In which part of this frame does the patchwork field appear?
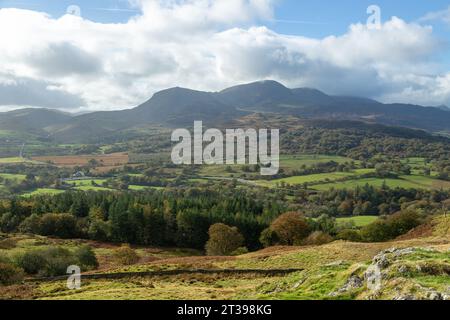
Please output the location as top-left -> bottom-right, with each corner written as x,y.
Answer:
192,154 -> 450,192
313,175 -> 450,191
256,169 -> 375,187
31,153 -> 129,167
198,155 -> 355,178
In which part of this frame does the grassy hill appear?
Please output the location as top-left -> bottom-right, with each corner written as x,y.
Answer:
1,216 -> 448,300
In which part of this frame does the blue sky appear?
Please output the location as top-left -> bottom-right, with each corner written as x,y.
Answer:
2,0 -> 449,35
273,0 -> 450,36
0,0 -> 449,111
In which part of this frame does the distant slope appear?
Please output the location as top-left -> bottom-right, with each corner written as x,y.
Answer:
0,108 -> 72,136
217,81 -> 450,132
50,87 -> 244,142
132,87 -> 244,126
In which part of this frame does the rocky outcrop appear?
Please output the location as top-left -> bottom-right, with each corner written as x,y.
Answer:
330,247 -> 450,300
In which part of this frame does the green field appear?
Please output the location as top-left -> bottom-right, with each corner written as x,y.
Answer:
0,173 -> 27,181
74,185 -> 113,191
0,157 -> 25,164
198,155 -> 355,179
69,179 -> 108,187
128,185 -> 166,191
22,188 -> 65,197
336,216 -> 378,227
401,157 -> 427,167
64,179 -> 112,191
313,175 -> 450,191
279,155 -> 355,171
257,169 -> 375,187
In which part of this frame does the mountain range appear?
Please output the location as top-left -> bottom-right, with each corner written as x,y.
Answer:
1,80 -> 449,143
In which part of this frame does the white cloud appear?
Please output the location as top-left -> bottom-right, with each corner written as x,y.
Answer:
0,0 -> 449,113
419,6 -> 450,25
0,72 -> 85,109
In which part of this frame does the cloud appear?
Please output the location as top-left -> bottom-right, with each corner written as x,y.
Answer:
419,6 -> 450,25
0,73 -> 85,110
26,42 -> 103,77
212,19 -> 441,98
0,1 -> 449,113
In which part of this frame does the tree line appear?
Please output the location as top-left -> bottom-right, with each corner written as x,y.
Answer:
0,185 -> 448,250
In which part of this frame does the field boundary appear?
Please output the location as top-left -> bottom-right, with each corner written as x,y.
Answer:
29,268 -> 304,282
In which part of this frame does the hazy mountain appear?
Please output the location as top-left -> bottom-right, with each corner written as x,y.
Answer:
217,80 -> 299,108
217,81 -> 450,131
132,87 -> 243,126
1,80 -> 449,142
0,108 -> 72,135
437,105 -> 450,111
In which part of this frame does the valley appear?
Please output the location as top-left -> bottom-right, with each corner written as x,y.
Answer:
0,81 -> 449,301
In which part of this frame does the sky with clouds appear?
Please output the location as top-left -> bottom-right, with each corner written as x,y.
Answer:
0,0 -> 450,113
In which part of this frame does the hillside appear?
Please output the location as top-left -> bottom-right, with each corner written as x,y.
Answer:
1,216 -> 448,300
218,81 -> 450,132
0,109 -> 72,136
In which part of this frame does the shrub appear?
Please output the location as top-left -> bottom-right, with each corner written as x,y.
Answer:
314,215 -> 337,234
388,210 -> 422,237
360,220 -> 392,242
0,263 -> 24,286
38,213 -> 78,239
113,244 -> 139,265
259,228 -> 280,248
336,229 -> 362,242
360,210 -> 423,242
15,245 -> 99,277
270,212 -> 310,245
74,245 -> 98,270
39,247 -> 78,277
15,251 -> 47,275
230,247 -> 249,256
0,212 -> 21,233
205,223 -> 244,256
88,220 -> 111,242
18,214 -> 41,234
302,231 -> 334,246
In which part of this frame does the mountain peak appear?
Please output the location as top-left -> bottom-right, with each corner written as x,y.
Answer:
218,80 -> 294,107
220,80 -> 288,93
152,86 -> 208,97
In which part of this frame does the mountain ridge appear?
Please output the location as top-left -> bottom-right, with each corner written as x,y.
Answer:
1,80 -> 449,142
